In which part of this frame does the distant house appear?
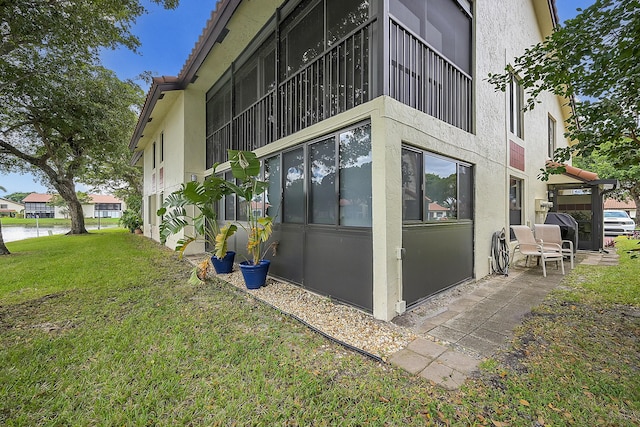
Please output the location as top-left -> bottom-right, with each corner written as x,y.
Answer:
22,193 -> 125,219
604,198 -> 637,219
0,197 -> 24,218
86,194 -> 125,218
22,193 -> 56,218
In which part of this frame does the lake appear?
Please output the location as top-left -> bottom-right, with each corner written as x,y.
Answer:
2,224 -> 119,243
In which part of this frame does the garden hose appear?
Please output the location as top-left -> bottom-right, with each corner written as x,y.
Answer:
491,228 -> 510,276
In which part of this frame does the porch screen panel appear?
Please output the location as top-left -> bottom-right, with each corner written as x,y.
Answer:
309,138 -> 337,224
282,148 -> 305,223
280,1 -> 324,80
326,0 -> 370,46
206,81 -> 232,168
339,124 -> 372,227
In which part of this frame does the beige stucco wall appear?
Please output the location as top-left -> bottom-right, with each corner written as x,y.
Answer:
136,0 -> 572,321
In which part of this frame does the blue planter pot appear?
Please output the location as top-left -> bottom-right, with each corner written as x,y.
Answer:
210,251 -> 235,274
239,260 -> 270,289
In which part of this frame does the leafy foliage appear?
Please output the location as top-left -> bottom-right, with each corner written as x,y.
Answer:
217,150 -> 275,265
3,192 -> 29,203
574,146 -> 640,210
487,0 -> 640,177
0,0 -> 178,233
157,177 -> 232,258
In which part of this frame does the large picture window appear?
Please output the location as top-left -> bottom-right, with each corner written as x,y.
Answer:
402,148 -> 473,222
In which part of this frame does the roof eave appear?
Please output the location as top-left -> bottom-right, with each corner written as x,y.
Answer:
128,77 -> 181,152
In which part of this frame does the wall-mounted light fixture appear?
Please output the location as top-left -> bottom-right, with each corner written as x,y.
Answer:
191,174 -> 198,182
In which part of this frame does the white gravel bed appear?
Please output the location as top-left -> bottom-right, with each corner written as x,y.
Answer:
207,266 -> 416,360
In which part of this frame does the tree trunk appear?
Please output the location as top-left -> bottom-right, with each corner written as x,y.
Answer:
55,179 -> 88,234
0,220 -> 10,255
630,187 -> 640,225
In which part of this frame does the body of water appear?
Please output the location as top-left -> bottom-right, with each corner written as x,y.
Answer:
2,224 -> 119,243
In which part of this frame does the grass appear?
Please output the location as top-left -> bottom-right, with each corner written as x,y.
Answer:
1,231 -> 638,426
1,217 -> 120,227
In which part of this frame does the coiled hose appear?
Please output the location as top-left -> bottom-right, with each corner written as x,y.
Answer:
491,228 -> 510,276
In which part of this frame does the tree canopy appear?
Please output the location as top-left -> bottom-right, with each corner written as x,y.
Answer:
0,0 -> 179,235
488,0 -> 640,176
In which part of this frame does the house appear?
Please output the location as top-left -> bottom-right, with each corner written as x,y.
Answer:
22,193 -> 56,218
129,0 -> 607,321
0,197 -> 23,217
22,193 -> 125,219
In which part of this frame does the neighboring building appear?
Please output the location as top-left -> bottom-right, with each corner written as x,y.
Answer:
22,193 -> 56,218
86,194 -> 125,218
604,198 -> 637,220
0,197 -> 24,217
129,0 -> 609,321
22,193 -> 124,219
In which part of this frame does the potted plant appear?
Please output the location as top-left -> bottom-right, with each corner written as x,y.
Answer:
120,209 -> 143,233
214,150 -> 276,289
157,175 -> 235,278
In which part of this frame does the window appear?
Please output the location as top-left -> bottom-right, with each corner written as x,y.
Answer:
152,142 -> 156,169
160,132 -> 164,162
282,148 -> 305,223
401,148 -> 473,222
224,171 -> 236,221
265,156 -> 281,222
548,115 -> 556,158
509,177 -> 523,240
389,0 -> 472,75
401,149 -> 422,221
509,74 -> 524,138
309,137 -> 337,224
339,125 -> 372,226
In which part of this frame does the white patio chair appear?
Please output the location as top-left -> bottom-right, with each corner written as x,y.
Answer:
534,224 -> 575,269
510,225 -> 565,277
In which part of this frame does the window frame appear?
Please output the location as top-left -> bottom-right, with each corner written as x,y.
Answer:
219,121 -> 372,229
401,146 -> 474,224
509,74 -> 524,139
509,176 -> 523,241
547,114 -> 556,159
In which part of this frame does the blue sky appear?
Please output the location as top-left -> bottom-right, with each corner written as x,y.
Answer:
0,0 -> 593,196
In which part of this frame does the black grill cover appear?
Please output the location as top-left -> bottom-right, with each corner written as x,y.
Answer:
545,212 -> 578,252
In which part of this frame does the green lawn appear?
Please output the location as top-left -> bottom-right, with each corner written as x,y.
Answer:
1,217 -> 120,227
1,230 -> 638,426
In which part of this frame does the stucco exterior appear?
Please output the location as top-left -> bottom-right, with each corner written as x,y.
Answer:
131,0 -> 576,321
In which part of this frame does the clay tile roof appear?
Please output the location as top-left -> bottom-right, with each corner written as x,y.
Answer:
546,161 -> 599,182
89,194 -> 122,204
22,193 -> 53,203
604,199 -> 636,210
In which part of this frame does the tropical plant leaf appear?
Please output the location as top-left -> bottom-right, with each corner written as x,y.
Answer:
214,224 -> 237,259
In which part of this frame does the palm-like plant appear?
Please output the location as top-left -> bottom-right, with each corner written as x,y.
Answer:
157,176 -> 232,258
213,150 -> 275,266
